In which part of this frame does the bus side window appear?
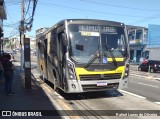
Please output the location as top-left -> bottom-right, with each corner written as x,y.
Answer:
50,30 -> 57,55
38,42 -> 44,54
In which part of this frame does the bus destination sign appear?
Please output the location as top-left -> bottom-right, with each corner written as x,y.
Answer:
79,25 -> 117,33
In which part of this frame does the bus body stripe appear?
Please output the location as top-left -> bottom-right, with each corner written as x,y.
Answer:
107,58 -> 124,61
75,66 -> 125,80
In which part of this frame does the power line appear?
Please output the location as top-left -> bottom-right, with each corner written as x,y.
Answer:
5,8 -> 20,24
24,0 -> 38,30
4,0 -> 38,38
25,0 -> 32,16
129,13 -> 160,25
5,0 -> 21,3
5,0 -> 21,6
39,1 -> 146,18
3,22 -> 20,28
80,0 -> 160,12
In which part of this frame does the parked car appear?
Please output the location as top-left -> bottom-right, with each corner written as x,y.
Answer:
138,60 -> 160,72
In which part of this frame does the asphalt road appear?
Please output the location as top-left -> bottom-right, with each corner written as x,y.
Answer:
124,75 -> 160,103
32,67 -> 160,119
13,53 -> 160,106
10,54 -> 160,118
129,65 -> 160,103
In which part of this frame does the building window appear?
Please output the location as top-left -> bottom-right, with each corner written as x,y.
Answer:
136,30 -> 142,39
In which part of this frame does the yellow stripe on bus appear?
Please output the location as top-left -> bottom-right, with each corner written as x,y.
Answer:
107,58 -> 124,61
75,66 -> 125,80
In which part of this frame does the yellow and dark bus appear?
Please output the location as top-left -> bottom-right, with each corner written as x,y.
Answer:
36,19 -> 130,93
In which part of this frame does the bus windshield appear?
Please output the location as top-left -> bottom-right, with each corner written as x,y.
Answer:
68,24 -> 127,64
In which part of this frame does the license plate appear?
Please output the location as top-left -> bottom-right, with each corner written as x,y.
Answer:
97,82 -> 107,86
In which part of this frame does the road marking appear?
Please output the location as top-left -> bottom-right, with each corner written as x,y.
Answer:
138,82 -> 159,88
119,90 -> 146,99
155,78 -> 160,81
155,102 -> 160,105
130,73 -> 153,79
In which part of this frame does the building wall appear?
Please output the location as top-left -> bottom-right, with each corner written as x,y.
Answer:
146,24 -> 160,60
127,25 -> 148,63
148,24 -> 160,48
148,48 -> 160,60
128,24 -> 160,62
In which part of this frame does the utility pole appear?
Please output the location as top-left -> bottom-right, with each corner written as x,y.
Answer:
21,0 -> 31,89
20,0 -> 24,71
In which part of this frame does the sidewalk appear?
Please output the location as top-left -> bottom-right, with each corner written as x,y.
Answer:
0,63 -> 61,119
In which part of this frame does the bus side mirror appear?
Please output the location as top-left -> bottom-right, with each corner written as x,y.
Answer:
61,33 -> 68,46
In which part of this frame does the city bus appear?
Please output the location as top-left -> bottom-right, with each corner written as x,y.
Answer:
36,19 -> 130,93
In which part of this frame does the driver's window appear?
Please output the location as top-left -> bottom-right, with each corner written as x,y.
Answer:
117,35 -> 125,51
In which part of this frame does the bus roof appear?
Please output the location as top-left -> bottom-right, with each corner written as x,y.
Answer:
36,19 -> 125,38
58,19 -> 125,26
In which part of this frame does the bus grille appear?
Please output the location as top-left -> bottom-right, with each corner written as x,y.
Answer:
82,83 -> 119,92
79,73 -> 122,81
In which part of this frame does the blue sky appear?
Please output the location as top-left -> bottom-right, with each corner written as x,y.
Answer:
4,0 -> 160,38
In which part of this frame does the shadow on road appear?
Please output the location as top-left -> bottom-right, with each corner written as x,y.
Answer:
40,78 -> 124,100
59,89 -> 123,100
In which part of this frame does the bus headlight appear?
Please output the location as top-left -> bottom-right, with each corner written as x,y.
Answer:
67,61 -> 76,80
68,69 -> 74,79
123,63 -> 129,79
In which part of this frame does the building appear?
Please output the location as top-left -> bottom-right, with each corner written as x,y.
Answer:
36,27 -> 49,37
5,35 -> 36,50
127,25 -> 148,63
147,24 -> 160,48
145,24 -> 160,60
0,0 -> 7,53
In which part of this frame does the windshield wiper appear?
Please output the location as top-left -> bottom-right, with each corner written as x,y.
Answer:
84,50 -> 100,68
70,57 -> 78,64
